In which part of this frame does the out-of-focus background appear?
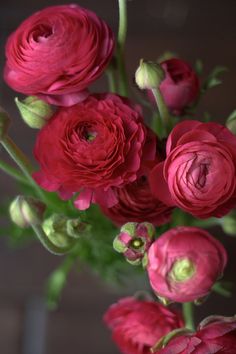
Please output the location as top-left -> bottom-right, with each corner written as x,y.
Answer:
0,1 -> 236,353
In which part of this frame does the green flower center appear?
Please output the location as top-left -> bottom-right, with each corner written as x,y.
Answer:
169,258 -> 196,282
129,237 -> 144,250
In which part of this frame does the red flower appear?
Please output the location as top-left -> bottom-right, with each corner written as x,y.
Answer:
101,175 -> 172,226
4,5 -> 114,106
147,227 -> 227,303
150,120 -> 236,218
104,297 -> 184,354
160,58 -> 199,115
33,94 -> 156,209
159,315 -> 236,354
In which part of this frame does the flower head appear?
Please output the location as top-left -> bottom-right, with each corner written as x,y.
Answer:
104,297 -> 184,354
147,226 -> 227,303
4,5 -> 114,106
33,94 -> 156,210
150,120 -> 236,218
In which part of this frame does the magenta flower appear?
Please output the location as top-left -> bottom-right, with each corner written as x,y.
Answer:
4,5 -> 114,106
104,297 -> 184,354
100,175 -> 172,227
150,120 -> 236,218
147,227 -> 227,303
159,315 -> 236,353
148,58 -> 199,115
33,94 -> 156,210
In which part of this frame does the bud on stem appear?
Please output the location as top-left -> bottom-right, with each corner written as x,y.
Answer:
15,96 -> 54,129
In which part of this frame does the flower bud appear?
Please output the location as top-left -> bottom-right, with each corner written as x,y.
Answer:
221,211 -> 236,236
135,59 -> 165,90
42,214 -> 90,248
9,195 -> 46,228
226,111 -> 236,135
15,96 -> 54,129
113,222 -> 155,265
0,106 -> 10,141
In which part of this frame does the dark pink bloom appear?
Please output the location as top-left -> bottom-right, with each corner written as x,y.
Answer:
4,5 -> 114,106
101,175 -> 172,227
150,120 -> 236,218
33,94 -> 156,209
104,297 -> 184,354
159,315 -> 236,354
147,227 -> 227,303
151,58 -> 199,115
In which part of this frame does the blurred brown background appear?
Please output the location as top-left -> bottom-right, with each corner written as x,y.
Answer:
0,0 -> 236,353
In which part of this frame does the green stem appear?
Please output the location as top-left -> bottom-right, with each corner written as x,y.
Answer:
213,282 -> 232,298
106,66 -> 117,93
183,302 -> 195,331
0,159 -> 30,185
1,136 -> 47,202
46,244 -> 80,309
31,223 -> 74,255
117,0 -> 129,96
151,87 -> 171,137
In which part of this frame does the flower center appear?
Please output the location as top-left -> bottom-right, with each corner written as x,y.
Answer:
187,156 -> 210,189
32,24 -> 53,43
129,237 -> 144,250
169,258 -> 196,282
78,125 -> 97,142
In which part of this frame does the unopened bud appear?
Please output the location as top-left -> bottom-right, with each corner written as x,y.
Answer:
9,195 -> 46,228
42,214 -> 90,248
135,59 -> 165,90
0,107 -> 10,141
221,212 -> 236,236
113,222 -> 155,265
15,96 -> 54,129
226,110 -> 236,135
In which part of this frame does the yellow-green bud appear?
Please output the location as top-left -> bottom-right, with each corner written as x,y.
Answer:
9,195 -> 46,228
15,96 -> 54,129
226,111 -> 236,135
135,59 -> 165,90
0,107 -> 10,141
221,212 -> 236,236
42,214 -> 90,248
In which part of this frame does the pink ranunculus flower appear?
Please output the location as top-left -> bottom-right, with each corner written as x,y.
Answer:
33,94 -> 156,210
150,120 -> 236,219
159,315 -> 236,354
104,297 -> 184,354
147,227 -> 227,303
4,5 -> 114,106
148,58 -> 199,115
100,175 -> 173,227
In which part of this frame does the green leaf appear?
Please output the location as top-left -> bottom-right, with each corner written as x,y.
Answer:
203,66 -> 228,91
195,59 -> 203,76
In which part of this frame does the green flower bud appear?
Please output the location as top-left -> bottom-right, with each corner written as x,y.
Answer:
135,59 -> 165,90
15,96 -> 54,129
221,212 -> 236,236
9,195 -> 46,228
226,111 -> 236,135
0,107 -> 10,141
42,214 -> 90,248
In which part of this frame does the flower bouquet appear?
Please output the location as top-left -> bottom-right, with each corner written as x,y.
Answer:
1,1 -> 236,353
